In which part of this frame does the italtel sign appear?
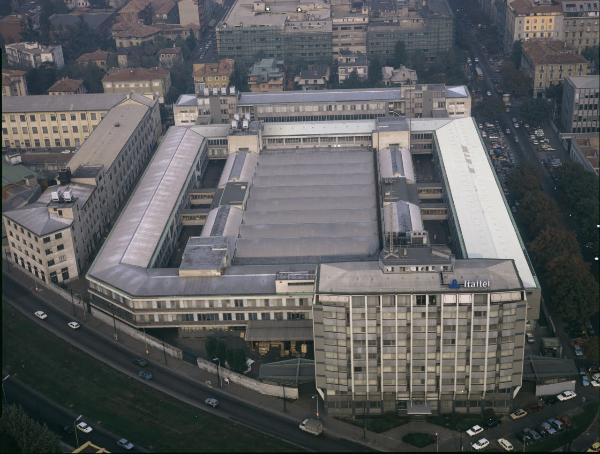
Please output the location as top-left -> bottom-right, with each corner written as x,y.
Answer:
448,279 -> 491,289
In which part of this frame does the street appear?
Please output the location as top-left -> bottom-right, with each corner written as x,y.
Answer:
2,275 -> 371,453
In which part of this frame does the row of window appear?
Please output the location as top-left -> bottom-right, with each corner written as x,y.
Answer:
2,112 -> 100,124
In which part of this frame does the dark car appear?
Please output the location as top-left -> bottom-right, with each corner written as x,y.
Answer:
528,429 -> 542,442
517,430 -> 532,444
484,416 -> 500,428
544,395 -> 558,406
138,370 -> 153,380
133,358 -> 148,367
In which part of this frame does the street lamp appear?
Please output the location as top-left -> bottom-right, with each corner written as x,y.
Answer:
73,415 -> 82,448
312,394 -> 320,418
435,432 -> 439,453
213,357 -> 222,388
2,374 -> 11,403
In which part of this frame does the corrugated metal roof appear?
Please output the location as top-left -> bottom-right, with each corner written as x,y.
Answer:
1,93 -> 126,113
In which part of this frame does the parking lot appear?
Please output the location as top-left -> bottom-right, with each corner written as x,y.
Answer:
477,120 -> 519,194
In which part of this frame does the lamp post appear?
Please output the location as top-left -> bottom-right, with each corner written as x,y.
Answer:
312,394 -> 320,418
162,340 -> 168,365
111,307 -> 118,341
143,328 -> 149,355
73,415 -> 82,448
213,357 -> 222,388
2,374 -> 11,403
435,432 -> 439,453
282,384 -> 287,412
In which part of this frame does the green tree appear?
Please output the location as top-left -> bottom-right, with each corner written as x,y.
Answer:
185,31 -> 198,52
392,40 -> 407,68
473,96 -> 504,120
215,339 -> 227,363
342,70 -> 364,89
511,41 -> 523,69
528,227 -> 579,272
519,98 -> 550,126
517,191 -> 561,239
501,61 -> 531,97
584,336 -> 599,363
0,405 -> 61,453
507,165 -> 542,200
368,55 -> 382,86
226,348 -> 247,373
205,336 -> 218,359
26,64 -> 58,94
230,62 -> 249,92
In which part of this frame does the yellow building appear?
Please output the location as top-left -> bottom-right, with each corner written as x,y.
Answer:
2,69 -> 28,96
102,67 -> 171,104
193,58 -> 235,94
504,0 -> 563,52
1,94 -> 127,150
521,39 -> 590,96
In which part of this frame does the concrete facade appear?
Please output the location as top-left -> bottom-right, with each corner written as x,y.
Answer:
560,75 -> 599,133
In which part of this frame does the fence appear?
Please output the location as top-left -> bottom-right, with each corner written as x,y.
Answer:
196,358 -> 298,400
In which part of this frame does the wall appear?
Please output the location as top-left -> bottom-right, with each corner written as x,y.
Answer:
196,357 -> 299,399
535,380 -> 576,397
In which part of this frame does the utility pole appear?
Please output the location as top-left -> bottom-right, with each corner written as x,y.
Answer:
74,415 -> 82,448
162,341 -> 168,365
362,399 -> 367,440
2,375 -> 10,404
111,308 -> 118,341
143,328 -> 149,355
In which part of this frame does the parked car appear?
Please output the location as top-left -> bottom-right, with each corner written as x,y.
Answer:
582,376 -> 591,386
472,438 -> 489,450
544,395 -> 558,405
557,391 -> 577,401
548,418 -> 564,431
574,346 -> 584,357
591,380 -> 600,387
527,428 -> 542,442
138,370 -> 153,380
540,421 -> 557,436
497,438 -> 514,451
116,439 -> 134,450
67,321 -> 80,330
34,311 -> 48,320
485,416 -> 501,428
509,409 -> 528,420
204,397 -> 219,408
76,421 -> 93,433
467,425 -> 484,436
133,358 -> 148,367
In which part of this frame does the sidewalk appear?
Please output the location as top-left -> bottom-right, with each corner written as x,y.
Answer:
4,264 -> 458,452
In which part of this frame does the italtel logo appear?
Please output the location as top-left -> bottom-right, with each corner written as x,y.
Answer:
448,279 -> 491,289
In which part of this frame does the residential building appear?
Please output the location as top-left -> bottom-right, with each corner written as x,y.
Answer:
248,58 -> 285,92
337,51 -> 368,83
118,0 -> 153,24
521,39 -> 589,96
2,162 -> 41,212
0,14 -> 26,43
3,94 -> 161,283
331,2 -> 369,59
382,65 -> 418,86
173,84 -> 471,125
1,93 -> 128,151
12,1 -> 42,32
153,22 -> 200,41
178,0 -> 203,29
294,65 -> 331,90
65,0 -> 91,9
561,0 -> 600,54
568,135 -> 599,174
112,22 -> 160,47
84,116 -> 539,417
5,42 -> 65,69
48,78 -> 87,96
560,75 -> 599,133
503,0 -> 563,52
2,69 -> 28,97
193,58 -> 235,94
159,47 -> 183,68
366,0 -> 454,64
76,50 -> 115,70
152,0 -> 179,23
102,67 -> 172,103
49,11 -> 115,40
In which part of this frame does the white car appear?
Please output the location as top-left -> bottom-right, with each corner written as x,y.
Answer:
117,439 -> 134,450
204,397 -> 219,408
76,421 -> 93,433
509,409 -> 528,420
472,438 -> 489,450
34,311 -> 48,320
497,438 -> 514,451
557,390 -> 577,401
68,321 -> 81,330
486,91 -> 492,96
467,425 -> 484,436
592,373 -> 600,381
591,380 -> 600,387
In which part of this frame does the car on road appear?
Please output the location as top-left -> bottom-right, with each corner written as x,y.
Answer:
557,391 -> 576,401
204,397 -> 219,408
497,438 -> 514,451
486,91 -> 492,96
505,128 -> 510,134
299,418 -> 323,436
574,345 -> 584,357
474,57 -> 479,62
34,311 -> 48,320
544,395 -> 558,405
467,425 -> 484,436
514,136 -> 519,143
539,421 -> 557,436
592,372 -> 600,381
138,370 -> 153,380
76,421 -> 93,433
133,358 -> 148,367
117,439 -> 134,450
472,438 -> 489,450
509,408 -> 528,420
68,321 -> 80,330
525,428 -> 541,442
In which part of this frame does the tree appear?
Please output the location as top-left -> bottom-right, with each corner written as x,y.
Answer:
392,40 -> 407,68
501,61 -> 531,97
473,96 -> 504,120
185,31 -> 198,52
519,98 -> 550,126
582,46 -> 599,75
226,348 -> 247,373
26,64 -> 58,94
368,55 -> 382,86
528,227 -> 579,272
517,191 -> 561,239
0,405 -> 61,453
507,165 -> 542,200
584,336 -> 599,363
205,336 -> 218,359
230,62 -> 249,92
0,0 -> 12,15
511,41 -> 523,69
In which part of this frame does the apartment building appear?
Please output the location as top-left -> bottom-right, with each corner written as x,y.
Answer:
503,0 -> 563,52
48,78 -> 86,96
560,75 -> 599,133
102,67 -> 172,103
76,50 -> 115,70
521,39 -> 589,96
248,59 -> 286,92
112,23 -> 160,48
3,94 -> 161,283
193,58 -> 235,94
561,0 -> 600,53
2,69 -> 28,96
331,3 -> 369,59
5,42 -> 65,69
382,65 -> 418,86
159,47 -> 183,68
294,65 -> 331,90
337,51 -> 368,83
1,93 -> 128,150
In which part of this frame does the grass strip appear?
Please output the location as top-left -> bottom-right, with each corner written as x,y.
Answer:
2,303 -> 300,452
402,432 -> 435,448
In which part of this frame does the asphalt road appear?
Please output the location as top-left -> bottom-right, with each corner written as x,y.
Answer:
2,276 -> 371,453
3,378 -> 146,453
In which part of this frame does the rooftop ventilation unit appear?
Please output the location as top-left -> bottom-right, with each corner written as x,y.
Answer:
203,87 -> 209,96
230,86 -> 236,94
212,88 -> 218,96
51,191 -> 60,202
234,113 -> 240,121
244,113 -> 251,121
63,189 -> 72,202
242,119 -> 249,129
231,120 -> 238,129
221,87 -> 227,95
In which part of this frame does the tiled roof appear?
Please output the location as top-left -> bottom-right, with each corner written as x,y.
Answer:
48,78 -> 84,93
523,39 -> 589,65
102,67 -> 169,82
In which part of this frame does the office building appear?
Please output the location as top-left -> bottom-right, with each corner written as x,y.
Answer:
560,75 -> 599,133
331,3 -> 369,59
3,94 -> 161,283
102,67 -> 172,103
2,69 -> 28,97
561,0 -> 600,54
5,42 -> 65,69
84,115 -> 539,416
1,93 -> 129,151
521,40 -> 589,96
568,135 -> 599,174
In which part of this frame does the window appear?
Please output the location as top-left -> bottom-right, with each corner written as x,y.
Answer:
234,299 -> 244,307
223,313 -> 232,321
235,313 -> 245,320
261,313 -> 271,320
47,259 -> 55,267
416,295 -> 427,306
55,233 -> 62,240
45,248 -> 52,255
49,271 -> 58,284
57,244 -> 64,251
248,313 -> 258,320
61,267 -> 69,281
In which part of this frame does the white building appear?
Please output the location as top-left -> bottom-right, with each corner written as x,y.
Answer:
5,42 -> 65,69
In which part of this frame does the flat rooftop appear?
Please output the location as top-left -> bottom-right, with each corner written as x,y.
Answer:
1,93 -> 126,113
221,0 -> 330,29
234,149 -> 379,263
